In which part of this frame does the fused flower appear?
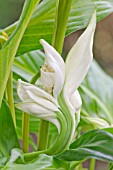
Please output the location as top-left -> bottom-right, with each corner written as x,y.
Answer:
16,12 -> 96,138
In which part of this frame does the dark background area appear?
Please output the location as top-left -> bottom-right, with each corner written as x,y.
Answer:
0,0 -> 25,29
0,1 -> 113,170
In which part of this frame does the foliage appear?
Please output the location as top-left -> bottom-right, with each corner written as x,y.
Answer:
0,0 -> 113,169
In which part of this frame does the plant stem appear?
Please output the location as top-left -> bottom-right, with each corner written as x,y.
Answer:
22,72 -> 40,153
89,159 -> 96,170
37,0 -> 72,151
52,0 -> 72,54
38,120 -> 49,150
7,71 -> 16,127
22,113 -> 29,153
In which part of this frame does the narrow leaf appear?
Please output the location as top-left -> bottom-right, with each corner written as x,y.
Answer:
0,100 -> 19,157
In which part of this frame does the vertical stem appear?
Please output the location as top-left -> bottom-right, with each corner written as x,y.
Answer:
89,159 -> 96,170
52,0 -> 72,54
22,113 -> 29,153
7,71 -> 16,127
38,120 -> 49,150
37,0 -> 72,151
22,72 -> 40,153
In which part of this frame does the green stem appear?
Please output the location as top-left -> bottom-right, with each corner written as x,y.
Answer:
7,71 -> 16,127
37,0 -> 72,152
22,113 -> 29,153
52,0 -> 72,54
31,73 -> 50,151
22,72 -> 40,153
38,120 -> 49,150
89,159 -> 96,170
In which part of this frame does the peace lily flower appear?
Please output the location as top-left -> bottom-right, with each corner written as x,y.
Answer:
16,12 -> 96,153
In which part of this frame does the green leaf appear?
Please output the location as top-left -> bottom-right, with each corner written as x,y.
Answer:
80,60 -> 113,124
0,100 -> 19,158
0,0 -> 40,105
3,153 -> 69,170
103,127 -> 113,135
57,129 -> 113,163
2,0 -> 113,56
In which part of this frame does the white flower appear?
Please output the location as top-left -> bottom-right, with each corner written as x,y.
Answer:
16,79 -> 61,133
63,11 -> 96,118
16,12 -> 96,134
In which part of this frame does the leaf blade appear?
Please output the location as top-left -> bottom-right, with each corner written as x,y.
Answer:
57,129 -> 113,163
0,100 -> 19,158
0,0 -> 40,105
2,0 -> 113,56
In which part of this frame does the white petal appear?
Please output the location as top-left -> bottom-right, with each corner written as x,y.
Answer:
75,109 -> 81,127
17,79 -> 58,106
64,11 -> 96,98
40,39 -> 65,98
63,11 -> 96,115
40,68 -> 55,92
26,89 -> 59,112
64,90 -> 82,117
52,62 -> 65,98
83,117 -> 109,129
70,90 -> 82,111
40,39 -> 64,73
16,102 -> 60,133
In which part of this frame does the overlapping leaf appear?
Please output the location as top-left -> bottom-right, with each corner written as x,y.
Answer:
0,0 -> 40,105
57,129 -> 113,162
2,152 -> 69,170
1,0 -> 113,56
0,100 -> 19,168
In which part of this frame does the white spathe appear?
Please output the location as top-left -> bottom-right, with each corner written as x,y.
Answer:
63,11 -> 96,116
16,11 -> 96,133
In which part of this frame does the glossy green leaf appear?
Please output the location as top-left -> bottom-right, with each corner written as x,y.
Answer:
0,100 -> 19,158
3,153 -> 69,170
57,129 -> 113,163
0,0 -> 40,105
2,0 -> 113,56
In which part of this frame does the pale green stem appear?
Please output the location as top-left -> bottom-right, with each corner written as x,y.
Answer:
22,113 -> 29,153
22,72 -> 40,153
37,0 -> 72,151
52,0 -> 72,54
31,72 -> 49,151
38,120 -> 49,150
7,71 -> 16,127
89,159 -> 96,170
